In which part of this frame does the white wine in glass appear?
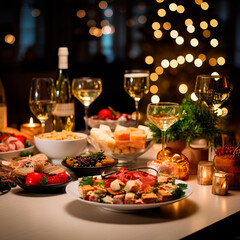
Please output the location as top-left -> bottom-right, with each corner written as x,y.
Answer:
72,77 -> 102,133
124,70 -> 149,126
29,78 -> 56,132
147,102 -> 180,160
194,75 -> 231,110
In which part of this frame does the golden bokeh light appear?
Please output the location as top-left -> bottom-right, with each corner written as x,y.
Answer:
170,30 -> 178,38
209,58 -> 217,66
156,0 -> 164,3
170,59 -> 178,68
217,57 -> 226,66
161,59 -> 170,68
99,1 -> 108,9
145,56 -> 154,65
185,19 -> 193,26
177,5 -> 185,13
150,72 -> 159,81
187,25 -> 195,33
211,72 -> 219,76
191,92 -> 198,101
151,95 -> 160,103
179,84 -> 188,94
158,9 -> 166,17
210,19 -> 218,27
198,54 -> 206,62
163,22 -> 171,30
152,22 -> 161,30
203,30 -> 211,38
150,85 -> 159,94
210,38 -> 219,47
169,3 -> 177,11
201,2 -> 209,10
195,0 -> 203,5
154,30 -> 163,39
200,21 -> 208,29
77,9 -> 86,18
194,58 -> 203,67
190,38 -> 199,47
155,66 -> 164,75
185,54 -> 194,63
177,56 -> 185,64
176,36 -> 184,45
4,34 -> 15,44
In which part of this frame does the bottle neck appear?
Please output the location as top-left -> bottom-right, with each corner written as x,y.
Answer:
58,55 -> 68,69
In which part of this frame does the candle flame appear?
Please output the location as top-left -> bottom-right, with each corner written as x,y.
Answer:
222,181 -> 226,189
203,170 -> 207,178
29,117 -> 35,127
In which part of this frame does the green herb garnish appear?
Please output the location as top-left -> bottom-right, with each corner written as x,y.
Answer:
79,176 -> 94,186
19,151 -> 34,157
172,183 -> 188,199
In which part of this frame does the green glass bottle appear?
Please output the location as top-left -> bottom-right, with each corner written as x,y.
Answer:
52,47 -> 75,131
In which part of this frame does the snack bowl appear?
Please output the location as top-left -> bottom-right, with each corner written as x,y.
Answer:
13,173 -> 72,193
34,132 -> 87,159
0,142 -> 36,161
88,136 -> 154,166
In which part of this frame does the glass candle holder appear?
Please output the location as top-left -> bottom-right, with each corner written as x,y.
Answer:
212,171 -> 229,195
197,161 -> 214,185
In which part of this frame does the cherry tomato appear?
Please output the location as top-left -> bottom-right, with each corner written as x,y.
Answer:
47,175 -> 61,184
98,109 -> 112,119
25,172 -> 45,185
57,172 -> 69,183
0,134 -> 8,141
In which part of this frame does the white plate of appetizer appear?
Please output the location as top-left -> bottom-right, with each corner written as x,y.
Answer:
66,167 -> 193,212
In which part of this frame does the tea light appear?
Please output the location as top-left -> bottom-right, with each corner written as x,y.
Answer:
197,161 -> 214,185
20,117 -> 43,139
212,171 -> 229,195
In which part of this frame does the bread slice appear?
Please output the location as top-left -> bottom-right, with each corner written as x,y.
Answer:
13,161 -> 35,178
31,153 -> 48,163
42,162 -> 65,175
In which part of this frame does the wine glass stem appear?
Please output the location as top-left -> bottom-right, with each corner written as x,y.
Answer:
40,121 -> 45,133
161,130 -> 166,161
84,106 -> 89,134
135,100 -> 139,126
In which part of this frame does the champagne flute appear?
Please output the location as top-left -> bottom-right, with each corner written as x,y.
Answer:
124,69 -> 149,126
29,78 -> 56,132
147,102 -> 180,161
72,77 -> 102,134
194,75 -> 231,111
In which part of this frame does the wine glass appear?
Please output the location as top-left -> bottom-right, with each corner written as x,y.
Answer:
147,102 -> 180,161
194,75 -> 231,111
72,77 -> 102,134
29,78 -> 56,132
124,69 -> 149,126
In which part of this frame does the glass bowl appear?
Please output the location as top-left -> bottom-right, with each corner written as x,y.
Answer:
88,136 -> 154,166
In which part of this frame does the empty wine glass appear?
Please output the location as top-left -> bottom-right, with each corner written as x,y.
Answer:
124,69 -> 149,126
147,102 -> 180,161
29,78 -> 56,132
194,75 -> 231,111
72,77 -> 102,134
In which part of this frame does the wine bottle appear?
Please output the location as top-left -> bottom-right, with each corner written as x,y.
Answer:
52,47 -> 75,131
0,77 -> 7,130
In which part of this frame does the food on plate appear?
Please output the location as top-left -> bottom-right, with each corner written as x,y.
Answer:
0,131 -> 32,153
90,124 -> 152,155
1,127 -> 32,140
215,145 -> 240,189
78,167 -> 187,204
92,106 -> 131,121
36,130 -> 83,140
147,148 -> 189,180
0,160 -> 16,189
64,151 -> 116,167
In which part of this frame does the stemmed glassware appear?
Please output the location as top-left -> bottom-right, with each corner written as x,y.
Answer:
72,77 -> 102,134
29,77 -> 56,132
124,69 -> 149,126
194,74 -> 232,161
194,75 -> 231,111
147,102 -> 180,160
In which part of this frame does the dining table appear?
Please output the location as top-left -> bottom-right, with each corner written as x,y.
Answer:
0,143 -> 239,240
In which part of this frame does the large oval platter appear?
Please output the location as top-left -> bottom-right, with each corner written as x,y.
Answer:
66,179 -> 193,212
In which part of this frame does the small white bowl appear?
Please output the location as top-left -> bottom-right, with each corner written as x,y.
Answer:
34,132 -> 87,160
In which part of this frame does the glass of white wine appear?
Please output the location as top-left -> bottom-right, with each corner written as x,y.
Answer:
72,77 -> 102,134
124,69 -> 149,126
29,78 -> 56,132
194,75 -> 231,111
147,102 -> 180,161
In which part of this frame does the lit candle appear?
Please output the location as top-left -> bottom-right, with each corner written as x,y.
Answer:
197,161 -> 214,185
212,171 -> 229,195
20,117 -> 43,139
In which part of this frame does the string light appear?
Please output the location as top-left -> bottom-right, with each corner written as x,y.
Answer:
161,59 -> 170,68
209,58 -> 217,66
77,9 -> 86,18
145,56 -> 154,64
150,72 -> 159,81
163,22 -> 171,30
200,21 -> 208,29
5,34 -> 15,44
179,84 -> 188,94
185,54 -> 194,63
177,5 -> 185,13
152,22 -> 161,30
210,38 -> 219,47
191,92 -> 198,101
170,59 -> 178,68
151,95 -> 160,103
194,58 -> 203,67
198,54 -> 206,62
187,25 -> 195,33
99,1 -> 108,9
203,30 -> 211,38
169,3 -> 177,11
190,38 -> 199,47
177,56 -> 185,64
176,36 -> 184,45
217,57 -> 225,66
154,30 -> 163,39
150,85 -> 159,94
185,19 -> 193,26
210,19 -> 218,27
155,66 -> 164,75
201,2 -> 209,10
170,30 -> 178,38
158,9 -> 166,17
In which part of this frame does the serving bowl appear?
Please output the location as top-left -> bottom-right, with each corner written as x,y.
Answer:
88,136 -> 154,166
0,142 -> 36,161
34,132 -> 87,159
